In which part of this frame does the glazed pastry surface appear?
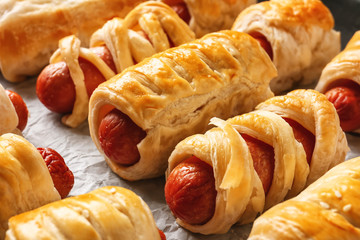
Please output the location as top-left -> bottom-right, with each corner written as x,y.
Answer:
0,133 -> 60,239
166,89 -> 348,234
249,157 -> 360,240
5,186 -> 161,240
0,0 -> 147,82
89,30 -> 277,180
232,0 -> 340,94
0,84 -> 18,135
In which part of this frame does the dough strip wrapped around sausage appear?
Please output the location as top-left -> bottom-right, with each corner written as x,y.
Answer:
248,156 -> 360,239
159,0 -> 257,37
315,31 -> 360,133
88,30 -> 277,181
0,84 -> 18,135
0,133 -> 61,239
165,89 -> 348,235
5,186 -> 162,240
0,0 -> 148,83
39,1 -> 196,128
231,0 -> 340,94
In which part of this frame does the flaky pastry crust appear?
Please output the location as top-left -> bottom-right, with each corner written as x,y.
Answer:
49,1 -> 195,128
0,85 -> 18,135
5,186 -> 161,240
232,0 -> 340,94
0,133 -> 60,239
166,89 -> 348,235
249,157 -> 360,240
88,30 -> 277,181
0,0 -> 147,82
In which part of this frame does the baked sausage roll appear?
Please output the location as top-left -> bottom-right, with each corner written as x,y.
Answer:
0,85 -> 18,135
248,156 -> 360,239
0,133 -> 61,239
231,0 -> 341,94
164,89 -> 348,235
0,0 -> 148,83
5,186 -> 163,240
88,30 -> 277,181
159,0 -> 257,37
37,1 -> 195,128
315,31 -> 360,133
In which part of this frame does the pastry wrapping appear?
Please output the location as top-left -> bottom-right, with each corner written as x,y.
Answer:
0,0 -> 147,82
0,133 -> 61,239
88,30 -> 277,181
231,0 -> 340,94
165,89 -> 348,235
248,156 -> 360,240
5,186 -> 162,240
315,31 -> 360,133
0,84 -> 18,135
43,1 -> 196,128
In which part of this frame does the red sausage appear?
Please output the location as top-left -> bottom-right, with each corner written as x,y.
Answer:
158,229 -> 166,240
165,156 -> 217,225
283,118 -> 315,165
249,32 -> 273,60
241,133 -> 275,194
162,0 -> 191,24
36,45 -> 116,114
324,80 -> 360,132
98,108 -> 146,166
5,90 -> 29,132
37,147 -> 74,199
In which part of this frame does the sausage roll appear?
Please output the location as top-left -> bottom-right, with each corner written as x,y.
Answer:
0,0 -> 147,82
38,1 -> 195,128
88,30 -> 277,181
5,186 -> 163,240
248,156 -> 360,239
315,31 -> 360,133
0,85 -> 18,135
165,89 -> 348,235
0,133 -> 61,239
232,0 -> 341,94
159,0 -> 257,37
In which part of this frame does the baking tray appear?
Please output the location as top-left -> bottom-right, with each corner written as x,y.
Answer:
0,0 -> 359,239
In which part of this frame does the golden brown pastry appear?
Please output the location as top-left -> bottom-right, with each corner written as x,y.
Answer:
164,89 -> 348,235
0,85 -> 18,135
232,0 -> 341,94
5,186 -> 163,240
0,0 -> 147,82
315,31 -> 360,133
159,0 -> 257,37
0,133 -> 61,239
88,30 -> 277,181
37,1 -> 196,128
248,156 -> 360,239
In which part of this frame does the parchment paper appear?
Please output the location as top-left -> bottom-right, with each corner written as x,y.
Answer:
1,0 -> 359,239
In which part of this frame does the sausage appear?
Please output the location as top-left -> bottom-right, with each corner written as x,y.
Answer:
324,80 -> 360,132
5,89 -> 29,131
98,108 -> 146,166
158,229 -> 166,240
249,32 -> 273,60
164,156 -> 217,225
162,0 -> 191,24
283,118 -> 315,164
36,45 -> 115,114
37,147 -> 74,199
241,133 -> 275,194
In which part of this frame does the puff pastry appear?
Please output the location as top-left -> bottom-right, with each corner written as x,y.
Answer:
88,30 -> 277,181
0,85 -> 18,135
166,89 -> 348,235
231,0 -> 341,94
248,156 -> 360,239
158,0 -> 257,37
0,0 -> 147,82
5,186 -> 162,240
315,31 -> 360,133
46,1 -> 195,128
0,133 -> 61,239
